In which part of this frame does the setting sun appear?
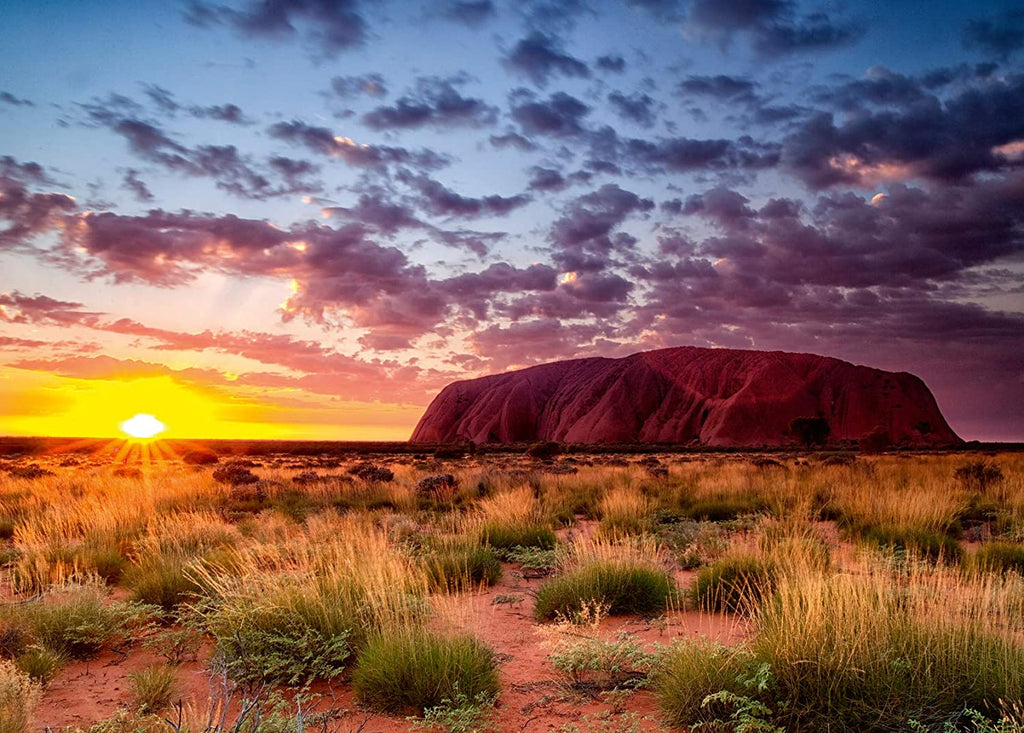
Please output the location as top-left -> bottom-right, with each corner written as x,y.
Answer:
119,413 -> 166,439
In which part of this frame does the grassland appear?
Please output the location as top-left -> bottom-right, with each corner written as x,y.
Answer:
0,444 -> 1022,732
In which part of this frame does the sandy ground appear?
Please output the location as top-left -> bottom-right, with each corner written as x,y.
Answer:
33,555 -> 745,733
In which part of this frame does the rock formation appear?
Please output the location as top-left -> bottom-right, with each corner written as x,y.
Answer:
411,346 -> 960,447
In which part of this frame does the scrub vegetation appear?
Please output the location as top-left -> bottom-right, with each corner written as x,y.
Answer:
0,447 -> 1022,731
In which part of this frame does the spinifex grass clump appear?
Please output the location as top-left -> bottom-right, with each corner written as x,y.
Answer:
692,554 -> 774,613
421,539 -> 501,592
534,537 -> 674,621
475,487 -> 556,550
652,639 -> 754,728
194,516 -> 427,686
352,626 -> 499,714
970,542 -> 1024,575
597,486 -> 652,538
0,660 -> 40,733
752,569 -> 1024,731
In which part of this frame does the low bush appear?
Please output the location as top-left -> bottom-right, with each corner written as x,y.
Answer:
534,562 -> 673,621
955,461 -> 1004,493
549,631 -> 654,691
692,554 -> 774,613
353,628 -> 499,714
202,593 -> 352,687
0,584 -> 152,660
423,545 -> 501,592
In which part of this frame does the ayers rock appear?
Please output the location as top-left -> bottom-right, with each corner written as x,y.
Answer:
411,346 -> 960,447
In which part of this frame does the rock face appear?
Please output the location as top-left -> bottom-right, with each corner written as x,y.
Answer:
411,346 -> 960,447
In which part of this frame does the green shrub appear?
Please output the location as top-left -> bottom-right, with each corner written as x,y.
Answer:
204,598 -> 351,687
693,555 -> 775,613
128,664 -> 177,714
124,556 -> 201,612
0,660 -> 40,733
500,545 -> 557,576
479,522 -> 556,551
423,546 -> 501,592
971,543 -> 1024,575
534,562 -> 674,621
0,584 -> 153,660
681,496 -> 765,522
549,631 -> 654,690
353,628 -> 499,714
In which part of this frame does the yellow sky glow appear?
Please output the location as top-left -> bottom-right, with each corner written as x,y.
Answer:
0,366 -> 422,440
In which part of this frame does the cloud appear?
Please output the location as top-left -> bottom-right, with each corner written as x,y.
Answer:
607,91 -> 658,127
363,76 -> 498,130
329,73 -> 387,99
962,10 -> 1024,60
503,32 -> 590,87
549,184 -> 655,271
267,120 -> 450,170
0,91 -> 34,107
685,0 -> 863,57
397,171 -> 531,219
782,74 -> 1024,188
440,1 -> 496,27
143,85 -> 250,124
511,90 -> 591,137
121,169 -> 154,202
0,175 -> 77,249
186,0 -> 367,58
677,74 -> 758,103
595,54 -> 626,73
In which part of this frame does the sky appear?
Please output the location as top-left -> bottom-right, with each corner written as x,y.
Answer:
1,0 -> 1022,442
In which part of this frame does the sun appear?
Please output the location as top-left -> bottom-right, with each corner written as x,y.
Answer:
119,413 -> 167,440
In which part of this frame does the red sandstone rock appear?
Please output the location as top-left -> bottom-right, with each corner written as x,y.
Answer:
410,346 -> 960,447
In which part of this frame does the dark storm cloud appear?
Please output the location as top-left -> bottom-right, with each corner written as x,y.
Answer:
329,73 -> 387,99
510,91 -> 591,137
363,76 -> 498,130
549,184 -> 654,271
596,55 -> 626,73
607,92 -> 658,127
440,0 -> 496,27
267,120 -> 450,170
0,91 -> 34,107
121,169 -> 154,202
503,32 -> 590,87
185,0 -> 367,58
782,73 -> 1024,188
962,10 -> 1024,59
397,172 -> 532,219
685,0 -> 863,56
